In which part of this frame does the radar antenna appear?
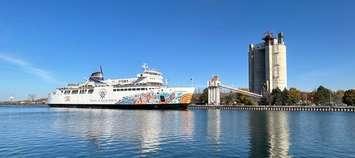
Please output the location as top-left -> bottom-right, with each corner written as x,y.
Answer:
142,63 -> 148,70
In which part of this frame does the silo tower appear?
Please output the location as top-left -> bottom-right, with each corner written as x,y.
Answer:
249,32 -> 287,94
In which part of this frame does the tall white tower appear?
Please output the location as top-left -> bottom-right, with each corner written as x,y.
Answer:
249,32 -> 287,94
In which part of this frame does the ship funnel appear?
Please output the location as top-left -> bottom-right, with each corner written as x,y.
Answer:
89,66 -> 104,82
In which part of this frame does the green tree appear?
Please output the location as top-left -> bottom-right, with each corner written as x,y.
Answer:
199,88 -> 208,104
222,92 -> 234,105
271,88 -> 283,105
282,89 -> 290,105
191,93 -> 201,104
314,86 -> 332,105
288,88 -> 301,105
258,96 -> 269,105
343,89 -> 355,106
221,92 -> 256,105
308,91 -> 316,105
239,95 -> 256,105
334,90 -> 345,105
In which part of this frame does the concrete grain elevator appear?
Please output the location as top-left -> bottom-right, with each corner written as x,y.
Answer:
249,32 -> 287,95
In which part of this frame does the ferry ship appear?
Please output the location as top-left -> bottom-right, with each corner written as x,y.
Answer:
48,64 -> 195,110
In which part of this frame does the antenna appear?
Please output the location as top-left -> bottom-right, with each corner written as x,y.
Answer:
99,65 -> 104,80
142,63 -> 148,70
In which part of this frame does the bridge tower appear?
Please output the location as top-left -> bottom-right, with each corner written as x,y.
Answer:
208,76 -> 221,105
207,76 -> 263,105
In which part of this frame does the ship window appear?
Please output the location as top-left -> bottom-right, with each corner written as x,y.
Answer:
79,90 -> 86,94
113,89 -> 116,92
72,90 -> 78,94
160,96 -> 165,102
64,91 -> 70,94
128,88 -> 132,91
88,89 -> 94,94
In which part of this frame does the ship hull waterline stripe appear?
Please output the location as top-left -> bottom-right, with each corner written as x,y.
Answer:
48,104 -> 189,110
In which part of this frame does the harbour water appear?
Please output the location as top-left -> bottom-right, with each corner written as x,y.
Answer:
0,105 -> 354,157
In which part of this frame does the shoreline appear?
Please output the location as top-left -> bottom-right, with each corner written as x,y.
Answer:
1,104 -> 355,112
0,104 -> 48,106
188,105 -> 355,112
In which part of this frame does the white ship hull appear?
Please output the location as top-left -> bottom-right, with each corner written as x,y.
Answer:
48,87 -> 194,110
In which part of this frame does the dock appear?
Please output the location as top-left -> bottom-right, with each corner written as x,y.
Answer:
188,105 -> 355,112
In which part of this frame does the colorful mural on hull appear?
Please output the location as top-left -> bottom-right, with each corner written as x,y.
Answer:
116,91 -> 193,105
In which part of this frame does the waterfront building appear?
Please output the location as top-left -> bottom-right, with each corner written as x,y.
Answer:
248,32 -> 287,94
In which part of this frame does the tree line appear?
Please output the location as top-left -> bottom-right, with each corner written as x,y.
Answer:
192,86 -> 355,106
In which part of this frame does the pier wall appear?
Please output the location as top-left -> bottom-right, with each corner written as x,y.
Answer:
188,105 -> 355,112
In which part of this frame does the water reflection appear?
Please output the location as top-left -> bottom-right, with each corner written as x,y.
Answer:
179,110 -> 194,138
249,112 -> 270,158
138,110 -> 162,153
267,112 -> 290,158
207,110 -> 221,145
1,106 -> 355,157
51,108 -> 194,155
249,111 -> 290,158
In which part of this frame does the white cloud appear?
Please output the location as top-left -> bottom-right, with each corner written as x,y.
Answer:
0,53 -> 60,84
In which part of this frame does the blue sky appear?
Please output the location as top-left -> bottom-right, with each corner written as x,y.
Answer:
0,0 -> 353,100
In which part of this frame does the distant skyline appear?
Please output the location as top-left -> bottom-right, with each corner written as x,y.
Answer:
0,0 -> 354,100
